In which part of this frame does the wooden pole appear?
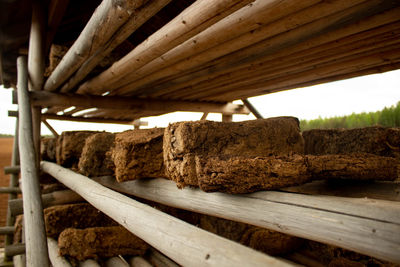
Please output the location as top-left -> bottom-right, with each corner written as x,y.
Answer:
79,260 -> 101,267
42,120 -> 59,138
145,248 -> 179,267
47,238 -> 72,267
41,161 -> 292,267
0,187 -> 21,194
128,257 -> 152,267
5,244 -> 26,257
111,0 -> 377,97
28,0 -> 46,165
17,56 -> 49,267
92,176 -> 400,263
0,227 -> 15,235
77,0 -> 255,95
101,0 -> 321,94
104,257 -> 129,267
200,112 -> 208,121
59,0 -> 172,93
221,114 -> 232,122
30,91 -> 250,115
44,0 -> 148,92
9,190 -> 84,216
4,166 -> 20,175
242,99 -> 263,119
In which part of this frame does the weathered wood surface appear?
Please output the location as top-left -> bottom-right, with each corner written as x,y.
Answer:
0,227 -> 15,235
242,99 -> 263,119
9,189 -> 83,216
77,0 -> 254,95
42,120 -> 59,138
105,257 -> 130,267
79,260 -> 101,267
44,0 -> 148,92
47,238 -> 72,267
144,248 -> 179,267
30,91 -> 250,114
3,166 -> 20,175
17,55 -> 49,267
93,176 -> 400,263
128,256 -> 152,267
0,187 -> 21,194
5,244 -> 26,257
41,161 -> 292,267
60,0 -> 172,93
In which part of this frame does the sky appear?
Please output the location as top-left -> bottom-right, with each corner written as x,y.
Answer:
0,69 -> 399,135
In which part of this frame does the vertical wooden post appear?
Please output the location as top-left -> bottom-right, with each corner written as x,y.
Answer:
222,114 -> 232,122
28,0 -> 46,165
17,56 -> 49,267
4,119 -> 21,250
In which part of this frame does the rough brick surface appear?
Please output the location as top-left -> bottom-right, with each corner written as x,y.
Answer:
58,226 -> 149,261
78,132 -> 115,177
307,153 -> 398,181
111,128 -> 165,182
44,203 -> 117,238
56,131 -> 99,168
196,155 -> 310,193
41,137 -> 56,162
164,117 -> 304,188
303,127 -> 400,158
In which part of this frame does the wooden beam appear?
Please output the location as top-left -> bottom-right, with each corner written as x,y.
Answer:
92,176 -> 400,263
103,0 -> 322,95
0,187 -> 21,194
242,99 -> 263,119
29,91 -> 250,115
9,189 -> 84,216
128,256 -> 153,267
77,0 -> 255,95
60,0 -> 172,93
4,166 -> 20,175
17,56 -> 49,266
47,238 -> 72,267
9,110 -> 136,125
200,112 -> 208,121
79,260 -> 101,267
5,244 -> 25,257
28,0 -> 46,165
145,248 -> 179,267
111,0 -> 380,97
44,0 -> 148,92
42,120 -> 59,138
41,161 -> 292,267
0,227 -> 15,235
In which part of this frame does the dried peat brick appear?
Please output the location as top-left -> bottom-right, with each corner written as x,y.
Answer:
78,132 -> 115,177
44,203 -> 117,238
307,153 -> 398,181
58,226 -> 149,261
303,127 -> 400,158
111,128 -> 165,182
41,137 -> 56,162
196,155 -> 310,193
56,131 -> 99,168
164,117 -> 304,188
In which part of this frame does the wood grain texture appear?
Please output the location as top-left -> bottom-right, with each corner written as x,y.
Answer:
93,176 -> 400,263
41,161 -> 292,267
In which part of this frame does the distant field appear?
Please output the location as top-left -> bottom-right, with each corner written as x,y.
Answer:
0,138 -> 14,247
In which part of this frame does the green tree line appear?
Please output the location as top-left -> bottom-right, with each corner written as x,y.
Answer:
300,101 -> 400,131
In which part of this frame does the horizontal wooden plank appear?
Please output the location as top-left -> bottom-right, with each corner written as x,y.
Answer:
41,161 -> 292,267
92,176 -> 400,263
29,91 -> 250,115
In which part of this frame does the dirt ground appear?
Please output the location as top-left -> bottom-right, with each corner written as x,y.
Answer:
0,138 -> 15,247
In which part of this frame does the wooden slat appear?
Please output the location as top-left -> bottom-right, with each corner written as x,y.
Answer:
42,120 -> 59,138
30,91 -> 250,115
105,0 -> 322,95
5,244 -> 25,257
41,161 -> 293,267
76,0 -> 255,95
60,0 -> 172,93
47,238 -> 72,267
44,0 -> 148,92
17,55 -> 49,267
242,99 -> 263,119
92,176 -> 400,263
113,0 -> 385,97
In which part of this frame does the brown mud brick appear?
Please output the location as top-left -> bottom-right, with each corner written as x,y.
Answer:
56,131 -> 99,169
198,215 -> 303,256
307,153 -> 398,181
164,117 -> 304,188
58,226 -> 149,261
41,137 -> 56,162
303,127 -> 400,159
44,203 -> 117,238
196,155 -> 311,193
78,132 -> 115,177
111,128 -> 165,182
